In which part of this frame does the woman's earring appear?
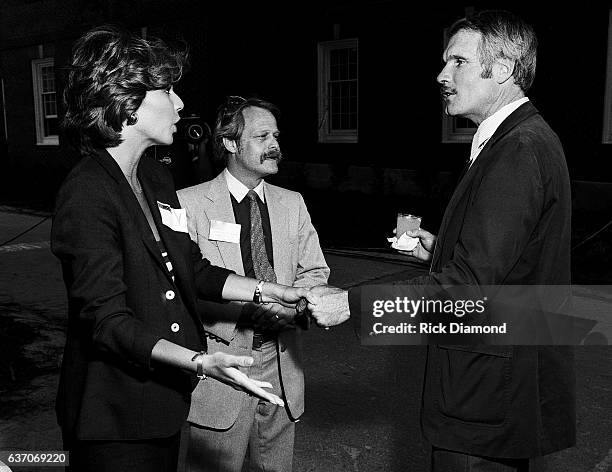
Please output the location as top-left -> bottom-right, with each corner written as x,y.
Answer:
127,113 -> 138,126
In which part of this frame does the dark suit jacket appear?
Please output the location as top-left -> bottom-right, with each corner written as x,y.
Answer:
348,101 -> 575,458
414,101 -> 576,458
51,149 -> 232,441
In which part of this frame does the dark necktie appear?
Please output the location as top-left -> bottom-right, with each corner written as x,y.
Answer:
247,190 -> 276,283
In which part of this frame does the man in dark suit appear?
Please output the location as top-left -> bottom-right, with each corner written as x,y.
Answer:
307,10 -> 575,471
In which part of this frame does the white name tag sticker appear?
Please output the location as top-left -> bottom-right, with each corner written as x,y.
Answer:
209,220 -> 241,244
157,201 -> 188,233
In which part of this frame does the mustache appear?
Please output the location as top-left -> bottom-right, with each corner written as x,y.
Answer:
260,149 -> 283,164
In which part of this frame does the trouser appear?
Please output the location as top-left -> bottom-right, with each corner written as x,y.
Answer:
185,340 -> 295,472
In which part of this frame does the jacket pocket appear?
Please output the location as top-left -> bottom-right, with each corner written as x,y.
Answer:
435,345 -> 513,425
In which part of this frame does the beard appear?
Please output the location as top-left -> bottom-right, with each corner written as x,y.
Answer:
260,149 -> 283,164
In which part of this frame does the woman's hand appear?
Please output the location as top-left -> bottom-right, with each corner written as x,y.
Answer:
262,283 -> 311,307
151,339 -> 284,405
201,352 -> 284,406
221,275 -> 312,308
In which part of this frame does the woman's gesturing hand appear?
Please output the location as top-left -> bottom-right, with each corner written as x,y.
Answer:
201,352 -> 284,406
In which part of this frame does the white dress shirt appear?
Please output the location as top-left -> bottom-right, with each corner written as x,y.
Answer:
469,97 -> 530,166
223,168 -> 266,203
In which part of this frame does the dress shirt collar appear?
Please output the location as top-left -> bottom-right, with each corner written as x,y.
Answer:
223,168 -> 266,203
470,96 -> 530,163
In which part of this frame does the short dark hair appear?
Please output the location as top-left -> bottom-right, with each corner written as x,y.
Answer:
213,96 -> 280,164
449,10 -> 537,92
63,24 -> 187,156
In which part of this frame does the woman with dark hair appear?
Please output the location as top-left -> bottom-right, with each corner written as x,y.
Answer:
52,25 -> 309,471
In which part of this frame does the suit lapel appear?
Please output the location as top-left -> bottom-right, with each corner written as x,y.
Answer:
138,158 -> 182,285
207,174 -> 245,276
92,150 -> 168,275
434,157 -> 479,257
265,184 -> 291,285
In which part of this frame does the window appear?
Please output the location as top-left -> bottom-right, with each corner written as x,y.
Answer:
442,114 -> 477,143
603,10 -> 612,143
317,39 -> 358,143
31,58 -> 58,145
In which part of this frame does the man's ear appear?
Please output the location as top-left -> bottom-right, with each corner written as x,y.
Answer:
493,58 -> 515,85
223,137 -> 238,154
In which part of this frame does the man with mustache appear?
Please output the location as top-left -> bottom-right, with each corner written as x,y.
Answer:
308,10 -> 575,472
178,96 -> 329,472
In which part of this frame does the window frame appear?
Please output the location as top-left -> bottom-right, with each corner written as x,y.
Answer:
441,112 -> 477,143
603,10 -> 612,143
317,38 -> 359,143
31,57 -> 59,146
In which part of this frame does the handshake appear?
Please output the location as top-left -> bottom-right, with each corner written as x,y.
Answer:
278,284 -> 351,329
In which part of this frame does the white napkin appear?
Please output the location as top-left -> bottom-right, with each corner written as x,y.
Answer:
388,232 -> 419,251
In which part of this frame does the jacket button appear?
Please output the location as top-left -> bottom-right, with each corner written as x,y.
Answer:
165,290 -> 175,300
171,323 -> 180,332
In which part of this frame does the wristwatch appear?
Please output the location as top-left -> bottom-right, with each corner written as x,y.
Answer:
191,351 -> 208,380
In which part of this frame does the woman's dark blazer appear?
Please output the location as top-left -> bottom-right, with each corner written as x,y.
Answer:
51,149 -> 231,441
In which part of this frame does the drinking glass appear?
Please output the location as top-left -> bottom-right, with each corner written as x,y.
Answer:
396,213 -> 421,237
